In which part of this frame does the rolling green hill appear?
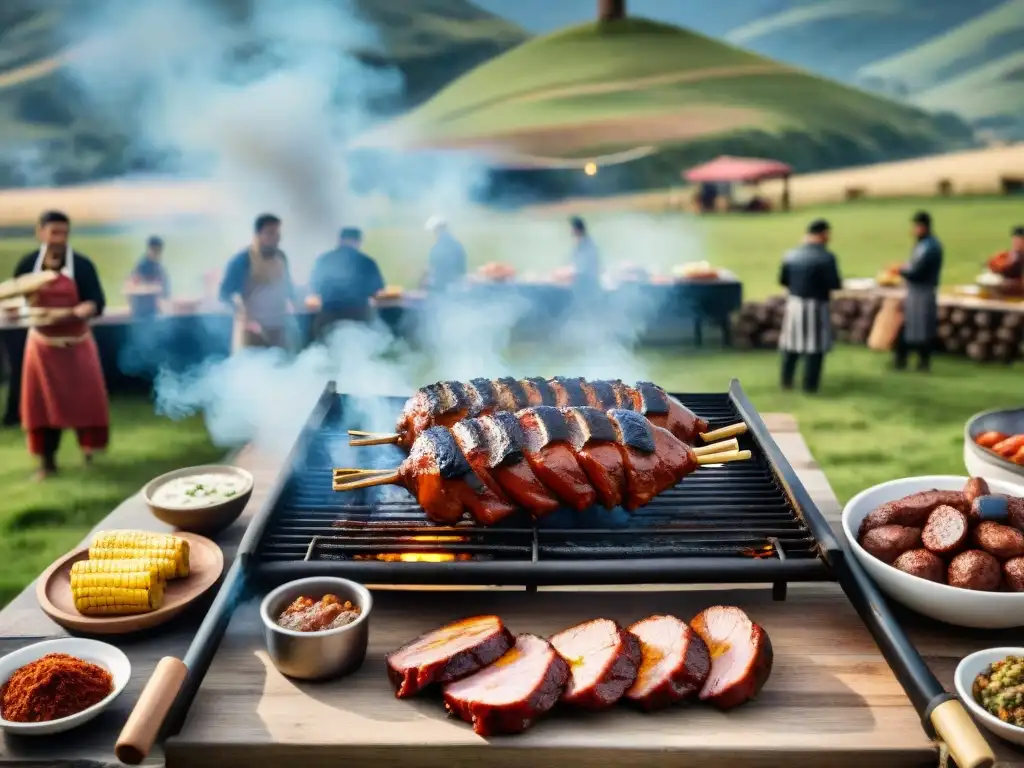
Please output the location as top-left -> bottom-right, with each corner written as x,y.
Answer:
857,0 -> 1024,137
370,18 -> 973,172
0,0 -> 527,187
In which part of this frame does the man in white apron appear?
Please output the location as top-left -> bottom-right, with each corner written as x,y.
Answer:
218,214 -> 298,353
895,211 -> 943,372
778,219 -> 843,393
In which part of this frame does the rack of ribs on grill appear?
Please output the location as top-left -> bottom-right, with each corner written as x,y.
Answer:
348,377 -> 747,450
334,405 -> 750,526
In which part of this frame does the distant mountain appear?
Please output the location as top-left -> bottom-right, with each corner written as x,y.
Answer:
0,0 -> 527,187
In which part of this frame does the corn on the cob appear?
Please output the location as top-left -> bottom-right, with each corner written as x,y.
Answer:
89,530 -> 189,578
71,559 -> 165,615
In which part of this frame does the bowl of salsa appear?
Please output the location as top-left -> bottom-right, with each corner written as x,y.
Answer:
259,577 -> 372,681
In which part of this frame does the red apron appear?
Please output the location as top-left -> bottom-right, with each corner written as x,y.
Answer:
20,273 -> 110,451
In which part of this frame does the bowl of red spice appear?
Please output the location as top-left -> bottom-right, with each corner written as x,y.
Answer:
0,638 -> 130,735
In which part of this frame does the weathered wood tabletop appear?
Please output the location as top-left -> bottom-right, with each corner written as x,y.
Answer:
1,417 -> 1022,767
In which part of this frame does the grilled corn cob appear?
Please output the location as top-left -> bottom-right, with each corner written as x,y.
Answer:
71,558 -> 165,615
89,530 -> 189,578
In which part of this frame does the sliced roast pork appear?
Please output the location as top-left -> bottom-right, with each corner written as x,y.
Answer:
548,618 -> 642,709
624,614 -> 711,711
442,634 -> 569,736
690,605 -> 773,710
386,615 -> 514,698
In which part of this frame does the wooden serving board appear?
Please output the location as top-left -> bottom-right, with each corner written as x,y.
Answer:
36,532 -> 224,635
169,586 -> 935,768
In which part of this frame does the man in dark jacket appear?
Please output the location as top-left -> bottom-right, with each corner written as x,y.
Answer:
778,219 -> 843,393
895,211 -> 943,372
423,216 -> 467,292
305,227 -> 385,341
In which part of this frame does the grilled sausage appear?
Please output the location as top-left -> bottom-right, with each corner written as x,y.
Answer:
386,615 -> 514,698
972,521 -> 1024,560
947,550 -> 1002,591
548,618 -> 641,709
859,490 -> 970,536
1004,557 -> 1024,592
921,505 -> 969,556
442,634 -> 569,736
892,549 -> 946,583
690,606 -> 773,711
976,431 -> 1009,449
624,615 -> 710,711
859,525 -> 922,564
963,477 -> 991,506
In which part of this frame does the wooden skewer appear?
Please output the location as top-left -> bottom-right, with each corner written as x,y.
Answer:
697,449 -> 751,465
699,422 -> 748,443
331,450 -> 751,492
348,430 -> 402,447
692,438 -> 738,457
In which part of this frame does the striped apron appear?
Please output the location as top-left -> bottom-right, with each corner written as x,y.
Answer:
902,284 -> 937,345
779,297 -> 832,354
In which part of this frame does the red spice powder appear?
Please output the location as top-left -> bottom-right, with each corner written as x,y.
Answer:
0,652 -> 113,723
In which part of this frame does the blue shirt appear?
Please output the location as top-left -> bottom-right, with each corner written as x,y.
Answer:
218,249 -> 296,306
426,233 -> 467,292
129,256 -> 169,317
309,245 -> 385,312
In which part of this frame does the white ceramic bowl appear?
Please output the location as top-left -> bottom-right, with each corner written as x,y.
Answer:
0,638 -> 130,735
964,408 -> 1024,486
955,648 -> 1024,747
842,475 -> 1024,628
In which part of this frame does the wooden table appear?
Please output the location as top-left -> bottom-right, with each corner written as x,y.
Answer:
1,418 -> 1022,767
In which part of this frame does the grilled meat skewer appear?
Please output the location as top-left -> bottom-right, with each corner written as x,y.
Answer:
334,405 -> 750,526
349,377 -> 744,450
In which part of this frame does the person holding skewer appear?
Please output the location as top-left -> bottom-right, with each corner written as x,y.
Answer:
778,218 -> 842,394
13,210 -> 109,480
218,213 -> 298,353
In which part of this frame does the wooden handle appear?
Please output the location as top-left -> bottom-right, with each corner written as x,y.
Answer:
929,699 -> 995,768
115,656 -> 188,765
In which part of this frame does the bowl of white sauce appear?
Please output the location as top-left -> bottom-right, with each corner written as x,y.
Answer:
143,465 -> 254,536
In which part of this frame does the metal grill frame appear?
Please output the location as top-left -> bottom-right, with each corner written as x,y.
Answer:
246,380 -> 843,590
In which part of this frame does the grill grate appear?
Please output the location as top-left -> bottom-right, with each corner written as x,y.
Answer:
252,388 -> 832,587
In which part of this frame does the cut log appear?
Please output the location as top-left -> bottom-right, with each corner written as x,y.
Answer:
996,326 -> 1020,344
974,311 -> 993,329
966,342 -> 992,362
937,323 -> 956,340
993,342 -> 1017,364
975,330 -> 994,346
950,309 -> 969,325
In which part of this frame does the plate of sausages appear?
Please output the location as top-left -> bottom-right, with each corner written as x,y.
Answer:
843,475 -> 1024,628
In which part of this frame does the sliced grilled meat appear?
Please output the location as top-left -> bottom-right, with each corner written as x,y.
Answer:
691,606 -> 773,710
387,615 -> 515,698
563,406 -> 627,508
549,618 -> 642,709
394,378 -> 710,450
348,406 -> 701,525
443,634 -> 569,736
518,406 -> 597,510
404,427 -> 517,525
624,614 -> 711,711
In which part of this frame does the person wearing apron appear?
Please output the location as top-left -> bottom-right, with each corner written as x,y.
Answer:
778,219 -> 843,394
305,227 -> 385,342
218,214 -> 298,353
895,211 -> 943,372
13,210 -> 109,479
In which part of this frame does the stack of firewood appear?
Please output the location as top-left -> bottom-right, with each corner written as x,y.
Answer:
729,295 -> 1022,363
936,306 -> 1022,363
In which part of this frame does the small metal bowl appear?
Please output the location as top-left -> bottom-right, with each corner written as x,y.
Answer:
259,577 -> 372,681
964,408 -> 1024,485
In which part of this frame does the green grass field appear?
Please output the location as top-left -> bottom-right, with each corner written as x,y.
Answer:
0,393 -> 221,607
0,196 -> 1018,304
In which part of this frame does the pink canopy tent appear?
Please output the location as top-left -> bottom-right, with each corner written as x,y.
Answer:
683,155 -> 792,210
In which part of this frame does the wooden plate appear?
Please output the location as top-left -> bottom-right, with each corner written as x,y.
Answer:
36,532 -> 224,635
0,272 -> 58,302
